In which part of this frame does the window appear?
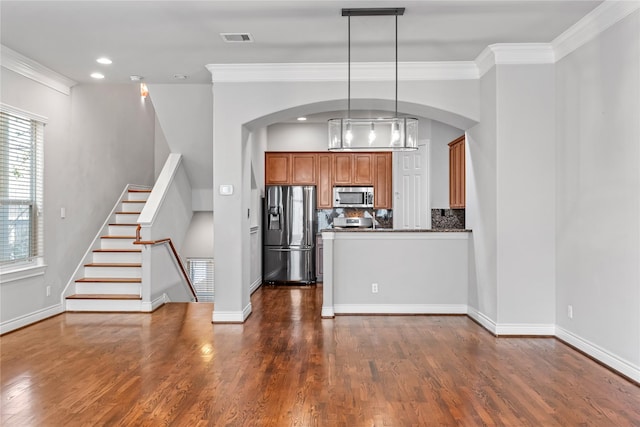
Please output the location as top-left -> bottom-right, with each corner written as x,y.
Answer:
187,258 -> 214,302
0,105 -> 45,267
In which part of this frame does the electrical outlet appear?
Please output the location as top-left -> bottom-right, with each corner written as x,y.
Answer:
567,305 -> 573,319
46,285 -> 51,297
371,283 -> 379,293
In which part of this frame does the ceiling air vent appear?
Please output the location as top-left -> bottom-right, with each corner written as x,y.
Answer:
220,33 -> 254,43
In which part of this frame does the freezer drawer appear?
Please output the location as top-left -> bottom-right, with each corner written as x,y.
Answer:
264,246 -> 316,284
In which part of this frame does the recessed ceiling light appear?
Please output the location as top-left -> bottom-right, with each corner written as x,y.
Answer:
129,75 -> 143,81
96,57 -> 112,65
90,72 -> 105,79
297,117 -> 307,121
220,33 -> 254,43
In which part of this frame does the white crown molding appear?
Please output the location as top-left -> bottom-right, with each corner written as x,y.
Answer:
206,61 -> 479,83
474,44 -> 555,77
1,45 -> 76,95
553,0 -> 640,62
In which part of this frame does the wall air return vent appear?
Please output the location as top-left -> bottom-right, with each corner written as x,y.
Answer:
220,33 -> 254,43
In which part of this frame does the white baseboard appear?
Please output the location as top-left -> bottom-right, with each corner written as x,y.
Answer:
556,326 -> 640,383
495,323 -> 556,336
212,302 -> 253,323
1,303 -> 63,334
141,294 -> 168,312
249,278 -> 262,295
466,306 -> 497,334
321,306 -> 335,318
333,304 -> 468,315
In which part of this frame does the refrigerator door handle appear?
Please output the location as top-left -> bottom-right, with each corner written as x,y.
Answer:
268,247 -> 312,252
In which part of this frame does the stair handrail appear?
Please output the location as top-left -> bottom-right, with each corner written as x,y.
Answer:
134,225 -> 198,302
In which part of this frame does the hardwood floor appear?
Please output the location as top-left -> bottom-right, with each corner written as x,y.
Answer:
1,286 -> 639,426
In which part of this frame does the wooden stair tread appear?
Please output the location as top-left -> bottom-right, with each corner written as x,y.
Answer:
93,249 -> 141,253
128,189 -> 151,193
101,235 -> 137,239
66,294 -> 141,300
115,212 -> 141,215
84,263 -> 142,267
76,278 -> 142,283
122,200 -> 146,203
108,223 -> 139,226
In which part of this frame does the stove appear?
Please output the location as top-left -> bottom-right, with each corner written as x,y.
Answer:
333,217 -> 373,228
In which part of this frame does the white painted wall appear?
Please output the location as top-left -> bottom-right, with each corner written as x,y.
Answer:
267,123 -> 328,151
154,116 -> 171,181
0,74 -> 155,330
148,84 -> 213,209
181,212 -> 214,259
555,10 -> 640,372
211,79 -> 479,321
324,231 -> 469,313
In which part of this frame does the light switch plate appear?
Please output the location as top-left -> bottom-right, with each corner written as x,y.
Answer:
219,185 -> 234,195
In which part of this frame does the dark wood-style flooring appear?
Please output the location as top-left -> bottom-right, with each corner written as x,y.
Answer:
1,286 -> 639,426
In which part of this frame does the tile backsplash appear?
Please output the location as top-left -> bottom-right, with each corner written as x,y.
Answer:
431,209 -> 465,229
318,208 -> 393,230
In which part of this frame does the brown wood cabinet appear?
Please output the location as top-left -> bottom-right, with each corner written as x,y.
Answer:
291,153 -> 316,184
448,136 -> 465,209
332,153 -> 353,185
265,152 -> 290,185
265,151 -> 393,210
316,153 -> 333,209
265,152 -> 317,185
373,153 -> 393,209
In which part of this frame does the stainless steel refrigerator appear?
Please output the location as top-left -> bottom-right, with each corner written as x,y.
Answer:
263,185 -> 316,284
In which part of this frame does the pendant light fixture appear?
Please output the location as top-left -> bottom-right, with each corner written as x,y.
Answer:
328,7 -> 418,151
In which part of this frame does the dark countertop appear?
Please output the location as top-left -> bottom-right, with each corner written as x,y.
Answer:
321,228 -> 471,233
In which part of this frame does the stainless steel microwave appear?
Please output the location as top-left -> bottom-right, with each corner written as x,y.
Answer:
333,186 -> 374,208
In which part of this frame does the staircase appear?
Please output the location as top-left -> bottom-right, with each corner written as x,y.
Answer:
65,188 -> 150,311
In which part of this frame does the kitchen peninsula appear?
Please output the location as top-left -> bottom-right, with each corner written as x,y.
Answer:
321,229 -> 471,317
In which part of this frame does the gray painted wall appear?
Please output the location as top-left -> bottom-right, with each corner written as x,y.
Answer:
466,68 -> 498,322
555,10 -> 640,365
0,73 -> 155,327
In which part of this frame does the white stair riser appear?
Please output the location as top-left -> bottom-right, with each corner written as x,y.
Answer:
127,192 -> 150,202
66,299 -> 142,312
92,252 -> 141,263
76,282 -> 141,295
108,225 -> 138,235
101,239 -> 137,250
115,213 -> 140,224
120,202 -> 146,213
84,266 -> 142,278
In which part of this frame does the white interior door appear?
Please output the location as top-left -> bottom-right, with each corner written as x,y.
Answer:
393,141 -> 430,229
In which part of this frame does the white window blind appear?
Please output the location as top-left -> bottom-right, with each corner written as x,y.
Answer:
187,258 -> 214,302
0,107 -> 45,266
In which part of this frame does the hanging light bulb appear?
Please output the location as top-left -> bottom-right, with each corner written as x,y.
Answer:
390,121 -> 401,145
368,123 -> 376,145
344,122 -> 353,146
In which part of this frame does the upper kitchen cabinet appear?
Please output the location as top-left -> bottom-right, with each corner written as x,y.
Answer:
332,153 -> 353,185
332,153 -> 374,186
291,153 -> 317,184
448,136 -> 465,208
316,153 -> 333,209
373,153 -> 392,209
265,152 -> 317,185
265,152 -> 291,184
353,153 -> 374,185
